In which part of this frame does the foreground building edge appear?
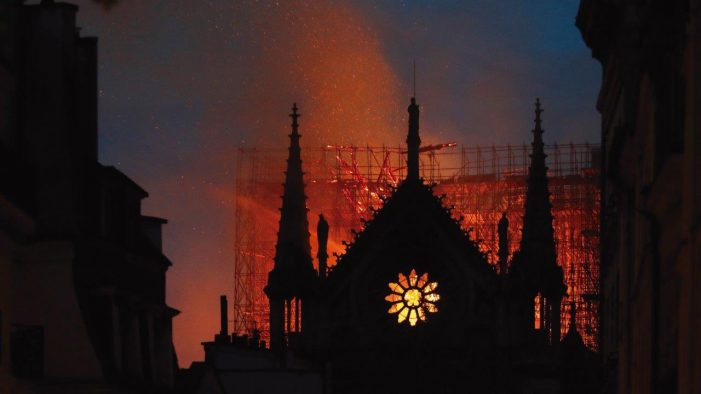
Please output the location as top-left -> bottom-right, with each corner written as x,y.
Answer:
577,0 -> 701,393
1,1 -> 179,392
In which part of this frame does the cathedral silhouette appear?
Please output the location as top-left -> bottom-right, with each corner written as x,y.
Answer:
254,97 -> 597,393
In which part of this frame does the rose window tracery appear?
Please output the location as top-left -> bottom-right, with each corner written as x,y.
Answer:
385,269 -> 440,326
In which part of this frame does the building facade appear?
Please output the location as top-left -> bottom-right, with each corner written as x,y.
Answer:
577,1 -> 701,393
188,97 -> 596,394
0,1 -> 178,392
262,98 -> 595,393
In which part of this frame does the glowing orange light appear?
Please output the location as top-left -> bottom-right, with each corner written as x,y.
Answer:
385,269 -> 439,326
404,289 -> 421,307
534,292 -> 542,330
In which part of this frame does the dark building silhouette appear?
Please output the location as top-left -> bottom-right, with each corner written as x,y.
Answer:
577,0 -> 701,393
0,1 -> 178,392
191,98 -> 596,394
577,1 -> 701,393
188,295 -> 322,394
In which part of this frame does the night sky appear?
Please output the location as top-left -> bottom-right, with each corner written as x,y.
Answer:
59,0 -> 600,366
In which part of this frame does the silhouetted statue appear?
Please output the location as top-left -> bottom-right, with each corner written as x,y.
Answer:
317,214 -> 329,278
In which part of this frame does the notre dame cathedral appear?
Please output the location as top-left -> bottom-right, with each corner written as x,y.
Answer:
259,97 -> 597,394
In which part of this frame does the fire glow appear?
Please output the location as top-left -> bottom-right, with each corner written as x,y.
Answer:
232,0 -> 405,148
233,143 -> 601,350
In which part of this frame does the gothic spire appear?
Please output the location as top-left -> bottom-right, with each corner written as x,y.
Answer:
506,98 -> 566,345
406,97 -> 421,181
514,98 -> 563,296
270,103 -> 313,295
264,104 -> 315,352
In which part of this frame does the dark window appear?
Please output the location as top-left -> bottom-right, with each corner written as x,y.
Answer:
10,325 -> 44,378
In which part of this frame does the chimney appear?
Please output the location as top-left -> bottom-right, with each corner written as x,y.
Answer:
215,295 -> 230,344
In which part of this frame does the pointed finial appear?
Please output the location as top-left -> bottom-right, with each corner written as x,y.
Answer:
413,59 -> 417,99
534,97 -> 543,131
290,103 -> 300,122
289,103 -> 300,133
406,96 -> 421,181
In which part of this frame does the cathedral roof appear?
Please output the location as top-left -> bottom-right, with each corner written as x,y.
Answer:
326,177 -> 495,290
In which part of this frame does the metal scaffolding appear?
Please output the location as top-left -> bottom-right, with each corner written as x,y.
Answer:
233,143 -> 600,350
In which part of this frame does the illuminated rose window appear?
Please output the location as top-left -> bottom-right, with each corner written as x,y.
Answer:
385,269 -> 440,326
